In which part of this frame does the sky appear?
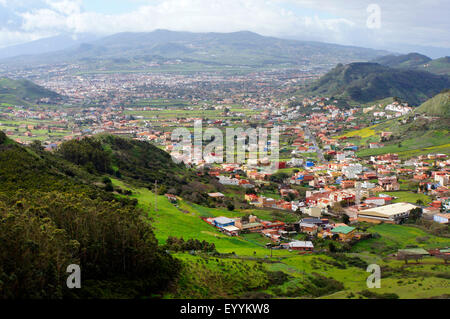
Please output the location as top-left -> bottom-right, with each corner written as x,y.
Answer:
0,0 -> 449,57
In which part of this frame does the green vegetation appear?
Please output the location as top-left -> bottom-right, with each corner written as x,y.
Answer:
0,132 -> 180,298
305,62 -> 450,105
415,89 -> 450,117
1,130 -> 449,299
0,77 -> 60,105
352,224 -> 450,254
374,53 -> 450,76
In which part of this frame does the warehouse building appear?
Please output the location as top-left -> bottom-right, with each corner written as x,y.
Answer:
357,202 -> 418,224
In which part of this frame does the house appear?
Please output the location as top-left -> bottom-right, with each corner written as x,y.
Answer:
341,180 -> 355,189
234,216 -> 264,232
288,241 -> 314,251
435,173 -> 449,186
378,176 -> 400,191
213,217 -> 235,228
245,194 -> 259,203
298,222 -> 318,235
364,197 -> 392,206
433,213 -> 450,224
302,207 -> 322,218
208,192 -> 225,199
331,226 -> 356,241
358,202 -> 418,224
165,194 -> 178,203
222,225 -> 240,236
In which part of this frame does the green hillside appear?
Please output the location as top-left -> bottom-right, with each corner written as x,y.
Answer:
373,53 -> 431,69
415,90 -> 450,117
1,131 -> 449,299
374,53 -> 450,75
305,62 -> 450,105
0,131 -> 181,298
0,77 -> 60,106
338,111 -> 450,157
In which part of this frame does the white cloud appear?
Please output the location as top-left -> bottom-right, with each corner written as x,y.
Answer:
17,0 -> 357,41
0,0 -> 448,51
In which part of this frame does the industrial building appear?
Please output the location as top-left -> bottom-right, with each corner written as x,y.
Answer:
357,202 -> 418,224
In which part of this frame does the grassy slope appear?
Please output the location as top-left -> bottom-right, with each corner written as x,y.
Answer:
352,224 -> 450,254
416,90 -> 450,117
112,177 -> 450,299
0,77 -> 59,105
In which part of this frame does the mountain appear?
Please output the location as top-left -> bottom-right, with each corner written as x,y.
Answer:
0,33 -> 98,60
374,53 -> 450,75
415,89 -> 450,117
373,53 -> 432,69
0,77 -> 61,105
0,30 -> 389,70
305,62 -> 450,105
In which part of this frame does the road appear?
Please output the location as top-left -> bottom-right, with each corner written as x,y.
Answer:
303,125 -> 325,163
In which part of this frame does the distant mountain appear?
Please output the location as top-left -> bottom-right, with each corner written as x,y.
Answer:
0,33 -> 98,60
373,53 -> 450,75
415,89 -> 450,117
373,53 -> 431,69
305,62 -> 450,105
0,30 -> 389,70
0,77 -> 61,105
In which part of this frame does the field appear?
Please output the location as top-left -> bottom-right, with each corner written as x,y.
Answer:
352,223 -> 450,254
111,178 -> 450,299
379,191 -> 431,205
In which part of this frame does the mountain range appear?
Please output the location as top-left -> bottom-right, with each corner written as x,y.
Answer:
373,53 -> 450,75
0,30 -> 389,70
304,62 -> 450,105
0,33 -> 98,60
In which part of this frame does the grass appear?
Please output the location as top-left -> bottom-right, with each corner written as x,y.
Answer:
110,178 -> 295,257
357,130 -> 450,157
352,223 -> 450,254
378,191 -> 431,205
110,178 -> 450,299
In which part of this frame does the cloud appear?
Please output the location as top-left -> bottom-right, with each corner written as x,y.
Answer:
16,0 -> 357,40
0,0 -> 448,51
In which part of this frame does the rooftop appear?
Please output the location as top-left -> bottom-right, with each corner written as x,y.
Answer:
331,225 -> 355,234
359,202 -> 418,218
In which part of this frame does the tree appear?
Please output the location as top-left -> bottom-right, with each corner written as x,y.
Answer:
342,214 -> 350,225
408,207 -> 423,223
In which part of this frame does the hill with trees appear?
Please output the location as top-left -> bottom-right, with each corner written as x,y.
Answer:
415,89 -> 450,117
305,62 -> 450,105
0,77 -> 61,106
0,30 -> 388,70
0,131 -> 186,298
373,53 -> 450,76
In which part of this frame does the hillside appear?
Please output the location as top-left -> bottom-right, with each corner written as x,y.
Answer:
0,131 -> 180,298
0,33 -> 98,60
0,77 -> 61,106
415,89 -> 450,117
374,53 -> 450,75
338,109 -> 450,158
0,30 -> 389,70
373,53 -> 432,69
305,62 -> 450,105
56,134 -> 222,205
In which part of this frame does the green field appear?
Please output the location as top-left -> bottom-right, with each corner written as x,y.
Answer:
110,177 -> 450,299
352,224 -> 450,254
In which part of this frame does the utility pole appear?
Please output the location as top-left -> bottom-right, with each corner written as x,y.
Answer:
154,180 -> 158,212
